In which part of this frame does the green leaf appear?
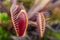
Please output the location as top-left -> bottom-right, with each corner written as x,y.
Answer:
0,12 -> 10,26
46,29 -> 60,40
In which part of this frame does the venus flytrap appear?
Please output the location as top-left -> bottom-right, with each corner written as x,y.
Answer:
10,0 -> 29,39
12,10 -> 28,37
36,13 -> 45,38
10,6 -> 29,40
17,10 -> 28,37
10,0 -> 46,39
0,0 -> 60,40
11,9 -> 28,37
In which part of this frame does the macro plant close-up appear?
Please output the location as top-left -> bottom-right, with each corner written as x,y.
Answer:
0,0 -> 60,40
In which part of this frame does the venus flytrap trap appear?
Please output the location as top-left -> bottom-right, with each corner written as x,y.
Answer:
11,7 -> 28,37
10,0 -> 29,40
10,5 -> 30,40
36,13 -> 45,38
11,10 -> 28,37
